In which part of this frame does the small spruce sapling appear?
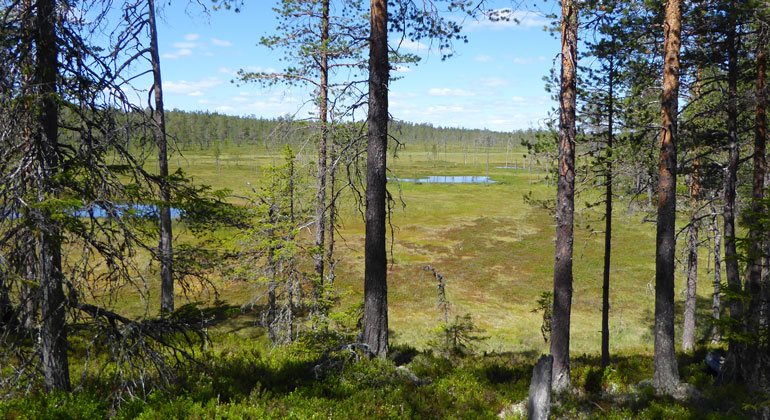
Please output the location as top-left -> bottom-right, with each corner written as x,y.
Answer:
238,146 -> 310,345
532,291 -> 553,343
423,265 -> 486,357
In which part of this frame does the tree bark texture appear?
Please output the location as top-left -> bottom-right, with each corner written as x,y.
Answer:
721,9 -> 743,383
551,0 -> 577,392
314,0 -> 330,290
744,22 -> 768,392
653,0 -> 681,393
528,355 -> 553,420
601,59 -> 614,370
682,157 -> 699,352
711,195 -> 723,344
148,0 -> 174,314
35,0 -> 71,392
363,0 -> 388,358
327,142 -> 337,285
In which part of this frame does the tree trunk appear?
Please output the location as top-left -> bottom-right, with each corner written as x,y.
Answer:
601,59 -> 614,370
363,0 -> 389,358
528,355 -> 553,420
485,137 -> 490,186
551,0 -> 577,392
653,0 -> 681,393
149,0 -> 174,314
647,176 -> 653,210
327,146 -> 337,286
721,8 -> 743,383
35,0 -> 71,391
710,195 -> 722,344
682,156 -> 699,352
744,22 -> 767,390
314,0 -> 330,295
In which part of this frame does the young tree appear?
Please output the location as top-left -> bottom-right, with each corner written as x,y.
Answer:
239,0 -> 368,310
551,0 -> 578,392
239,147 -> 308,344
653,0 -> 681,393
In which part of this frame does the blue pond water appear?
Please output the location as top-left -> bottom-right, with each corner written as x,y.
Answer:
71,204 -> 183,219
3,205 -> 183,219
389,175 -> 497,184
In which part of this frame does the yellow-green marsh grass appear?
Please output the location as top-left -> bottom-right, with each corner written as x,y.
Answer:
132,142 -> 719,358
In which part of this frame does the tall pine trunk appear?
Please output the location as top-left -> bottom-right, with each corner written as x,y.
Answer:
710,195 -> 722,344
314,0 -> 330,296
682,156 -> 699,352
149,0 -> 174,314
653,0 -> 681,393
601,58 -> 615,370
722,8 -> 742,383
35,0 -> 71,391
551,0 -> 577,391
363,0 -> 389,358
744,21 -> 768,392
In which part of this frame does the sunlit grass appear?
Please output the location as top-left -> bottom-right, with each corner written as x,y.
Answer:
126,140 -> 720,360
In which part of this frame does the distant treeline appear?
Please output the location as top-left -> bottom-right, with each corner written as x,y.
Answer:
163,109 -> 545,152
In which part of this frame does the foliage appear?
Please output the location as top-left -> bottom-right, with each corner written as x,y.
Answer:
1,343 -> 764,419
423,265 -> 486,357
233,146 -> 313,344
532,291 -> 553,343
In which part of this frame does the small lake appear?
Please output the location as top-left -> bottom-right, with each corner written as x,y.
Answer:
389,176 -> 497,184
72,205 -> 183,219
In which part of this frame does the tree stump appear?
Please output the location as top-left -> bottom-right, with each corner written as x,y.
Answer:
528,354 -> 553,420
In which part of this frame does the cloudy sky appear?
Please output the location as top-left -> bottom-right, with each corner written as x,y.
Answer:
152,1 -> 560,132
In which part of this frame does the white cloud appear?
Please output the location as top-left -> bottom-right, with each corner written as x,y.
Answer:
428,88 -> 477,97
396,39 -> 428,52
172,42 -> 197,49
242,66 -> 277,74
513,57 -> 534,64
164,78 -> 222,95
162,46 -> 193,59
184,33 -> 200,41
480,77 -> 510,87
426,105 -> 469,113
471,9 -> 550,30
474,54 -> 492,63
211,38 -> 232,47
218,67 -> 235,75
393,65 -> 414,73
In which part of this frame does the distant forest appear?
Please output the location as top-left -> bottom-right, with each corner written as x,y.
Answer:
163,109 -> 543,152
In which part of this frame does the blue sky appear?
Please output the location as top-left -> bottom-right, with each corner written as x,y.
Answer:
152,1 -> 560,131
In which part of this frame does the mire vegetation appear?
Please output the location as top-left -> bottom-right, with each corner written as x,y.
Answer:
2,0 -> 770,419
